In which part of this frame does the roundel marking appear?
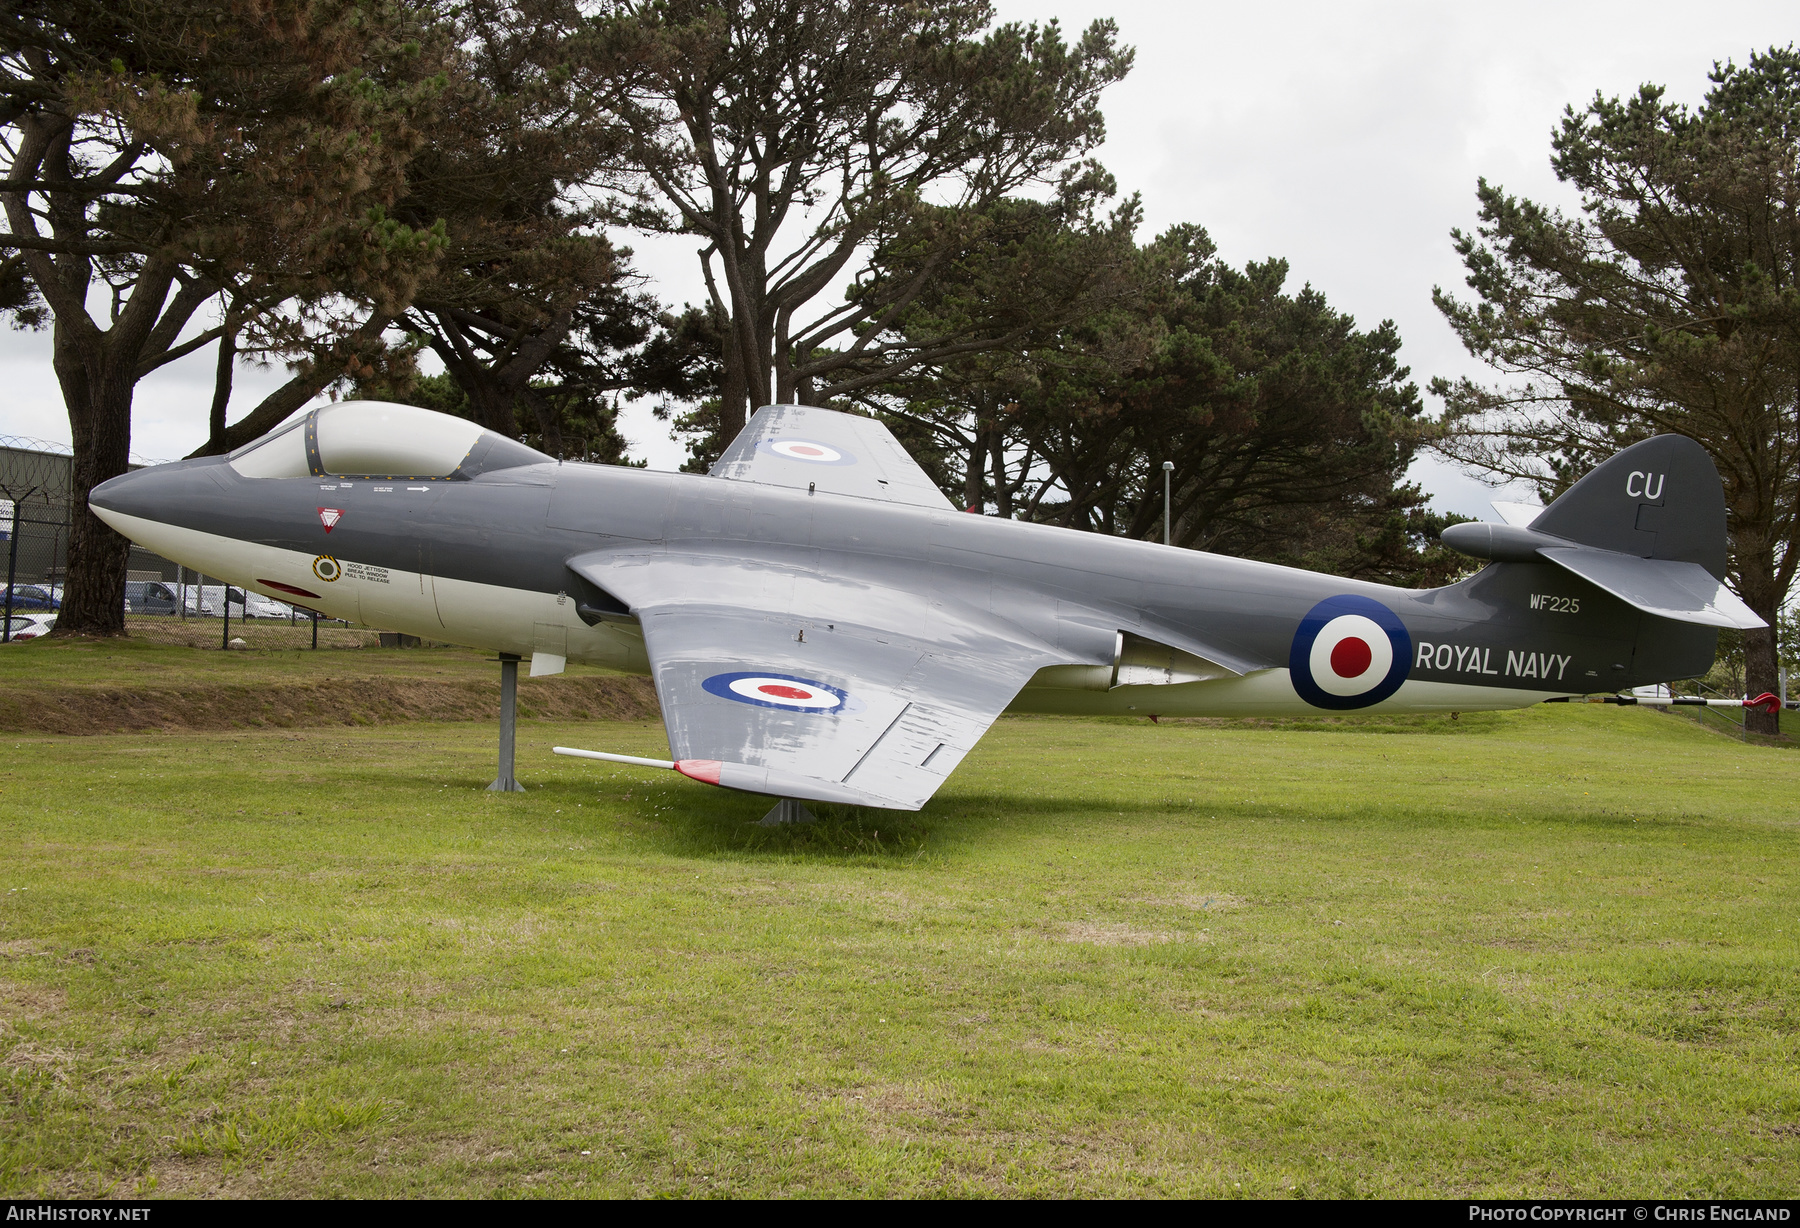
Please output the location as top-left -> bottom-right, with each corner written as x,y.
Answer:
701,671 -> 859,713
1289,595 -> 1412,710
756,438 -> 857,466
312,555 -> 342,582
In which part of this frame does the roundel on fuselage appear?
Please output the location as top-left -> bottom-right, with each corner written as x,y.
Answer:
1288,595 -> 1412,710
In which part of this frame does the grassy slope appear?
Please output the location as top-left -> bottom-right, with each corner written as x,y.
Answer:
0,705 -> 1796,1197
0,628 -> 621,687
2,636 -> 654,734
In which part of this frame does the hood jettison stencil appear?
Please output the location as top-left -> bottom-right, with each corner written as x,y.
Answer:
90,399 -> 1768,811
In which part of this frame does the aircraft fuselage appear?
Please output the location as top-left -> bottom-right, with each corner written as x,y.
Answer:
92,454 -> 1712,718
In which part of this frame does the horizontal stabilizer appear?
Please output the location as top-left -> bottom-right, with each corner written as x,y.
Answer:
712,404 -> 955,510
1537,548 -> 1767,629
1490,501 -> 1543,528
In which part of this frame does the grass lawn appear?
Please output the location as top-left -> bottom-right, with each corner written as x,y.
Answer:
0,703 -> 1796,1197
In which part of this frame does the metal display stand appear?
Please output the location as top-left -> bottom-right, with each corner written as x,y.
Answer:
758,798 -> 816,826
488,652 -> 526,792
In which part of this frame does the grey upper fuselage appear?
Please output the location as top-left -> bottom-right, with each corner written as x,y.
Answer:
91,450 -> 1710,696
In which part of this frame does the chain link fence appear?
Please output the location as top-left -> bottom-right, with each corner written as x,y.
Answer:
1,435 -> 365,645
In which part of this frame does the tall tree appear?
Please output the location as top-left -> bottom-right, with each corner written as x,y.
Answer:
392,0 -> 633,443
856,191 -> 1150,509
1433,47 -> 1800,733
359,296 -> 722,462
876,221 -> 1456,584
595,0 -> 1131,440
319,0 -> 720,464
1,0 -> 448,632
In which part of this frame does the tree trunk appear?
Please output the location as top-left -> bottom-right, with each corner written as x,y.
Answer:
190,313 -> 398,457
718,324 -> 747,445
205,324 -> 237,454
964,408 -> 988,512
50,326 -> 133,637
1737,545 -> 1783,736
525,388 -> 564,458
467,383 -> 518,436
990,420 -> 1014,518
1744,624 -> 1780,735
964,430 -> 993,511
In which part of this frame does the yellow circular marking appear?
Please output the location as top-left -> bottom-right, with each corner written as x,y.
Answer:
312,555 -> 342,582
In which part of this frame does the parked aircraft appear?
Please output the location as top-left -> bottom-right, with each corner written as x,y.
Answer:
89,401 -> 1772,815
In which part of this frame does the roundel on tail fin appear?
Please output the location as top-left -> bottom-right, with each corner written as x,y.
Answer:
1289,595 -> 1411,710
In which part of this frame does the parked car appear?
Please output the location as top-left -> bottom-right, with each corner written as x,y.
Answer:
124,580 -> 186,615
0,583 -> 59,611
1,611 -> 55,641
192,585 -> 292,620
239,590 -> 294,620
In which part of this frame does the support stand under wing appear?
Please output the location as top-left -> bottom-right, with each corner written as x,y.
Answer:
759,798 -> 817,826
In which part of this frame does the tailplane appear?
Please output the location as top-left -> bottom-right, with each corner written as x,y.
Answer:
1441,435 -> 1764,631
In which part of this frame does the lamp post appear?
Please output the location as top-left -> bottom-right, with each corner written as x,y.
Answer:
1162,461 -> 1174,546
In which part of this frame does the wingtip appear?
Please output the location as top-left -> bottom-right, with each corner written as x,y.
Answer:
675,759 -> 723,785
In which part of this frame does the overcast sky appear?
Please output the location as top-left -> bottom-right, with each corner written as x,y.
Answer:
1,0 -> 1791,518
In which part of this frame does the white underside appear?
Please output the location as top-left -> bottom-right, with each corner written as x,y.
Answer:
94,508 -> 1561,716
1010,670 -> 1560,717
92,509 -> 649,674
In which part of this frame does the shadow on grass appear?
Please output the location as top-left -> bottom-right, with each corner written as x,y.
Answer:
491,772 -> 1719,865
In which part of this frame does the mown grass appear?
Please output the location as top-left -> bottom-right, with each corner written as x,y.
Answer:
0,704 -> 1795,1197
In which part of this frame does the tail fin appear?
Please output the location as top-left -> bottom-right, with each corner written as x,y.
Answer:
1441,435 -> 1763,631
1531,434 -> 1726,574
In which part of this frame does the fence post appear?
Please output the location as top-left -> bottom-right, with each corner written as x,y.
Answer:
2,502 -> 18,644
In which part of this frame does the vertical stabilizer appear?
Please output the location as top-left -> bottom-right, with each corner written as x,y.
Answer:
1531,435 -> 1727,577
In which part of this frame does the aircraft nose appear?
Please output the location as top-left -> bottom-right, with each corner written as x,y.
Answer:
88,456 -> 230,527
88,468 -> 146,514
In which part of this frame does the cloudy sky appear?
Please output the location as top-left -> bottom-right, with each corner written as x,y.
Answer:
2,0 -> 1790,517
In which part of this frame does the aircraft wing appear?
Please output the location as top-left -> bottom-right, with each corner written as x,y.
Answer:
710,404 -> 956,510
569,549 -> 1056,809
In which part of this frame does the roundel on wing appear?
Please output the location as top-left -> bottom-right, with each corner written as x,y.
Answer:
701,671 -> 860,713
755,438 -> 857,466
1288,595 -> 1412,710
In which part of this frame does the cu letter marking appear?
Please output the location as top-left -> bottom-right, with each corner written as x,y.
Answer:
1626,470 -> 1665,500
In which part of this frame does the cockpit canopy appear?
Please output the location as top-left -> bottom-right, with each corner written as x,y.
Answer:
227,401 -> 552,480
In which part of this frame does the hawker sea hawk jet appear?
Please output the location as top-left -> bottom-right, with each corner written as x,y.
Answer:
90,401 -> 1769,814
